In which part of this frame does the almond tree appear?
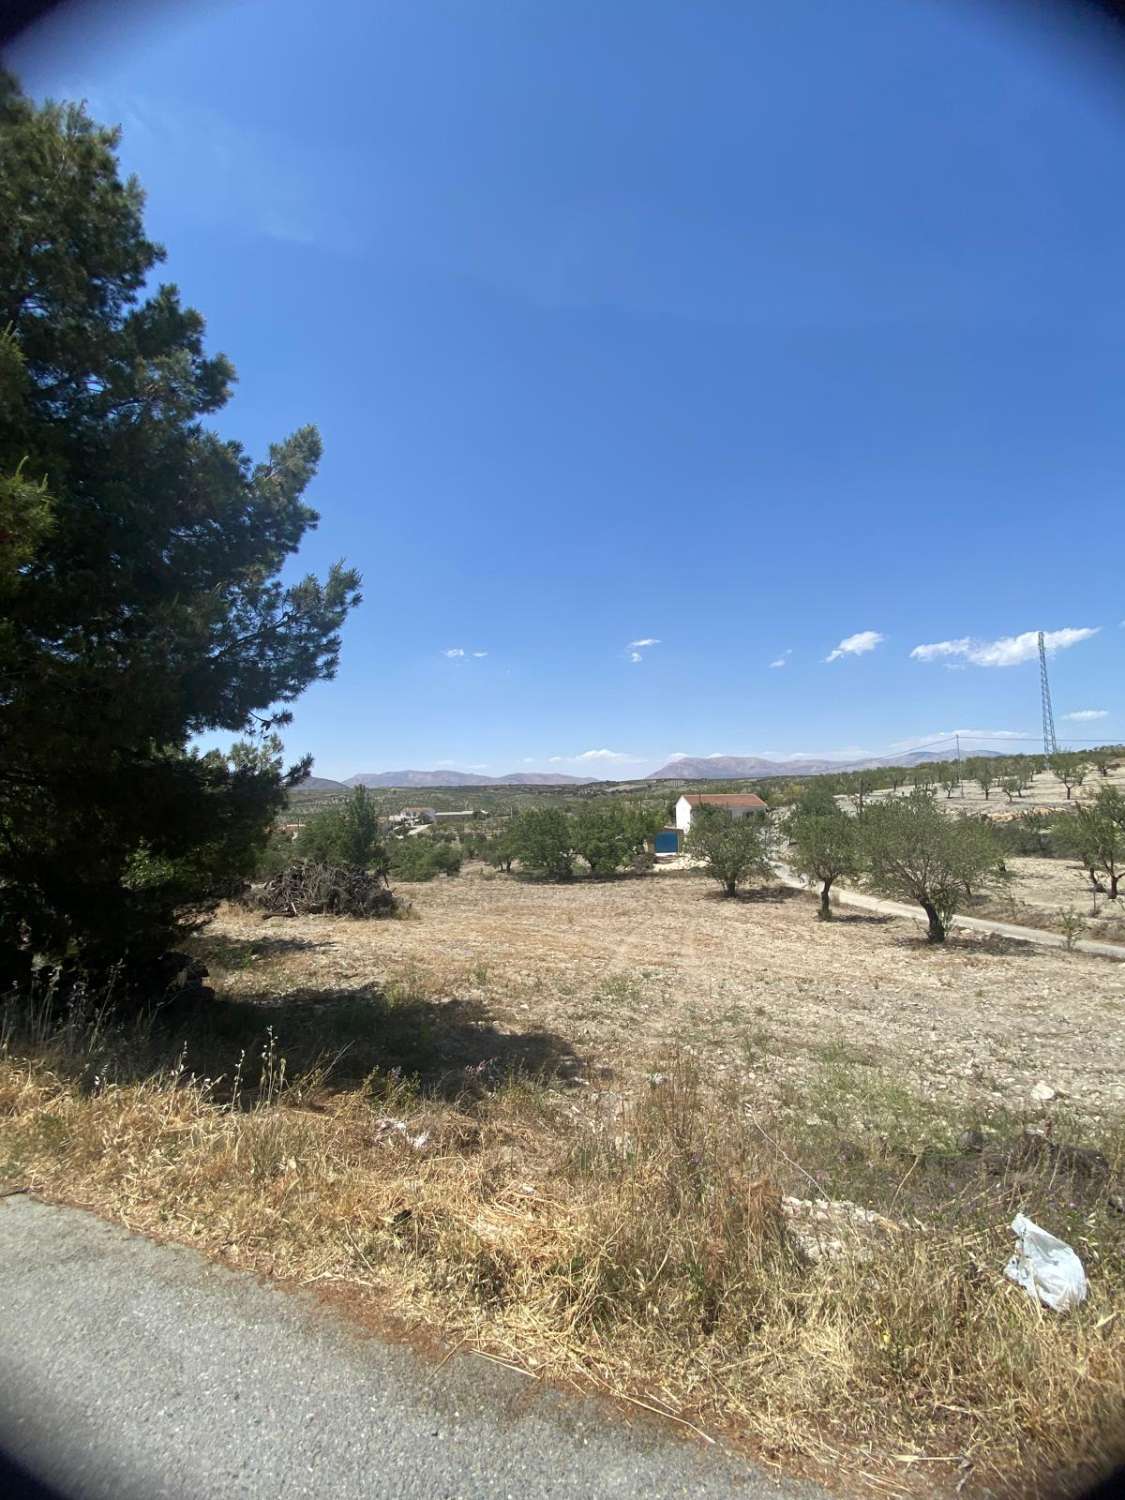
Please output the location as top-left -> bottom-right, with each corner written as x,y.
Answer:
1049,752 -> 1088,801
861,794 -> 1002,942
687,807 -> 772,896
788,805 -> 863,919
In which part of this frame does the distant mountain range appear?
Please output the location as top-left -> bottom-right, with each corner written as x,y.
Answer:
293,747 -> 1006,792
343,769 -> 589,788
645,749 -> 1004,781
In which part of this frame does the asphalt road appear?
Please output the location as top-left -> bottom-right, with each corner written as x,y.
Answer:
0,1197 -> 825,1500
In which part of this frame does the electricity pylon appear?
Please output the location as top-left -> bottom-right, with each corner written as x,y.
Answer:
1038,630 -> 1058,764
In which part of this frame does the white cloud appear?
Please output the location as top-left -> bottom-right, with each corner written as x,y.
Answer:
627,637 -> 660,663
549,748 -> 638,764
472,651 -> 488,657
1063,709 -> 1108,722
442,648 -> 465,658
769,650 -> 792,669
911,627 -> 1099,668
890,728 -> 1028,752
825,630 -> 885,663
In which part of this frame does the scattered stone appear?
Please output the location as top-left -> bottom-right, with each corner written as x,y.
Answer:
1030,1082 -> 1057,1104
958,1127 -> 985,1154
1108,1193 -> 1125,1215
781,1195 -> 908,1263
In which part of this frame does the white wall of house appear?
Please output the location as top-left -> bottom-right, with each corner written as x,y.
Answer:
675,796 -> 762,833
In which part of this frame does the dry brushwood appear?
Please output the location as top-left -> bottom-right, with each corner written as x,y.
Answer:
246,861 -> 399,919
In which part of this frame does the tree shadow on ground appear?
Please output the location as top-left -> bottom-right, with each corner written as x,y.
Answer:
190,931 -> 339,970
131,984 -> 583,1102
828,911 -> 895,927
887,930 -> 1042,957
702,883 -> 806,905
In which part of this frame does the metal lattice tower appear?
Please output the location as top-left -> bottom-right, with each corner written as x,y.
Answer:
1038,630 -> 1058,762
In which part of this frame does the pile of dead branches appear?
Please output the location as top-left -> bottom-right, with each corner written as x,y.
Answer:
245,860 -> 399,919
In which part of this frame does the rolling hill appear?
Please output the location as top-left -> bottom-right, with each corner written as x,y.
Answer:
344,769 -> 590,788
645,749 -> 1004,781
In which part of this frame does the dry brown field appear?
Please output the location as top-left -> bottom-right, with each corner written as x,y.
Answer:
208,864 -> 1125,1123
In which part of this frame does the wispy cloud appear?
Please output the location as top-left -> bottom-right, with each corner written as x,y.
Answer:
1063,709 -> 1108,722
911,627 -> 1099,668
627,637 -> 660,663
825,630 -> 884,663
548,748 -> 637,764
769,650 -> 792,669
472,651 -> 488,657
441,647 -> 488,660
890,728 -> 1028,752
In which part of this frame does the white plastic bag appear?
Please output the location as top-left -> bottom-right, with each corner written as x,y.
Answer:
1004,1213 -> 1088,1312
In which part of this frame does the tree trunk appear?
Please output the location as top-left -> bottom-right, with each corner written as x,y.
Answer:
921,900 -> 946,943
819,879 -> 833,920
1110,872 -> 1119,901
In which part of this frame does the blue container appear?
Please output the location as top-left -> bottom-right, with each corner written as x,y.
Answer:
654,829 -> 681,854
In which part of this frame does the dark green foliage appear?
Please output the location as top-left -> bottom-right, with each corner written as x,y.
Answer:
787,805 -> 863,918
793,783 -> 840,818
686,807 -> 772,896
0,77 -> 360,994
571,804 -> 663,877
860,794 -> 1003,942
297,788 -> 385,873
389,839 -> 463,882
510,809 -> 577,880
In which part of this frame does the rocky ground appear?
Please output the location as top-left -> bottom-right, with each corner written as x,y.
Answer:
203,862 -> 1125,1126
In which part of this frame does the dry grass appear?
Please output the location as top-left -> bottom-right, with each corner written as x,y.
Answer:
205,868 -> 1125,1119
2,962 -> 1124,1498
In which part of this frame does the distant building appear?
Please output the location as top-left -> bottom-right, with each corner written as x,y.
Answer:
389,806 -> 436,826
674,793 -> 768,835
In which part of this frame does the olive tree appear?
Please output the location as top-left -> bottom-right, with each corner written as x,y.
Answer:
1049,752 -> 1088,801
572,804 -> 663,877
861,793 -> 1002,942
687,807 -> 772,896
1071,788 -> 1125,900
787,804 -> 863,919
972,759 -> 996,801
510,809 -> 576,880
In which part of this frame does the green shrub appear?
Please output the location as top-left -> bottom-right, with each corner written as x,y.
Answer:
389,839 -> 463,882
297,788 -> 386,874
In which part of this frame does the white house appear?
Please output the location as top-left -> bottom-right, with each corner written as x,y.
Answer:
674,792 -> 768,835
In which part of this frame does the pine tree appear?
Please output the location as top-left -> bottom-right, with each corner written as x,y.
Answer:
0,75 -> 361,997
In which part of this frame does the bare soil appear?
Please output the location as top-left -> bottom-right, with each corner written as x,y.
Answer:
206,865 -> 1125,1125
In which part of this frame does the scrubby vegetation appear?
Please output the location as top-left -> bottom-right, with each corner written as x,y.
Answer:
2,985 -> 1122,1497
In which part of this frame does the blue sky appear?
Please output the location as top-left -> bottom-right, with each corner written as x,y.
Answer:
12,0 -> 1125,778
